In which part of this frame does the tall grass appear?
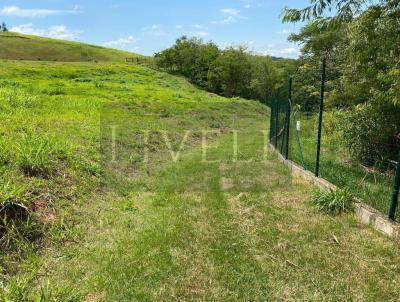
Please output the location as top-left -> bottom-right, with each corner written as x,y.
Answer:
289,111 -> 394,218
0,88 -> 36,111
14,132 -> 67,178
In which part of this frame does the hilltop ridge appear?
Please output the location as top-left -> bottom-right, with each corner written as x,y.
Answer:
0,32 -> 141,62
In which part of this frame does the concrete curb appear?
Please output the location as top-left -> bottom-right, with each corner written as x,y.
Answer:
269,144 -> 400,240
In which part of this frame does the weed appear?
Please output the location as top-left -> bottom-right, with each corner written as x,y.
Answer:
94,81 -> 105,89
152,193 -> 174,207
0,139 -> 10,165
48,88 -> 65,96
14,132 -> 67,178
0,177 -> 41,250
0,88 -> 35,111
311,188 -> 355,215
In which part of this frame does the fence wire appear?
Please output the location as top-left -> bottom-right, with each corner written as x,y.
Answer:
270,60 -> 400,221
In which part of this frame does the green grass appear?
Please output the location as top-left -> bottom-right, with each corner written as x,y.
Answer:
0,32 -> 141,62
312,188 -> 355,215
0,59 -> 400,301
286,112 -> 395,219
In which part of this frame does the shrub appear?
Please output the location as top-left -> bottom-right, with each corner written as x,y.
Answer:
312,188 -> 354,215
340,100 -> 400,168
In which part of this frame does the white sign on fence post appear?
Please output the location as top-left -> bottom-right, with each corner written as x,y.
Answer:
296,121 -> 301,131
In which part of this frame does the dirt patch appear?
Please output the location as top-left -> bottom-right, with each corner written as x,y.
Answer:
85,292 -> 106,302
33,199 -> 57,224
227,193 -> 263,241
220,178 -> 234,191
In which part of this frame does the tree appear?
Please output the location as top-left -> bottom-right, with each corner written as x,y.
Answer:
156,37 -> 290,102
1,22 -> 8,32
155,48 -> 178,71
192,42 -> 219,87
281,0 -> 400,165
248,55 -> 278,103
155,36 -> 219,87
207,47 -> 252,98
282,0 -> 370,23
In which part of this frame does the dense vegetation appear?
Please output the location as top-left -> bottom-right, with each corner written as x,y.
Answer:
155,36 -> 295,103
283,0 -> 400,167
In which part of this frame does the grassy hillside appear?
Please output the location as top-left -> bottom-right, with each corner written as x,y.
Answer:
0,32 -> 141,62
1,60 -> 400,300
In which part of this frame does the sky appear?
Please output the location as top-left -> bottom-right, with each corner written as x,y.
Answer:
0,0 -> 309,58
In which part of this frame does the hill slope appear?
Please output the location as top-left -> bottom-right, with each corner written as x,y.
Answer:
0,57 -> 399,300
0,32 -> 140,62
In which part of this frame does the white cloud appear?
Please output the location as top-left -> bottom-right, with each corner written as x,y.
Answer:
221,8 -> 241,16
192,24 -> 204,29
192,31 -> 208,37
239,0 -> 263,9
212,8 -> 247,25
174,24 -> 209,38
259,44 -> 300,59
10,23 -> 80,40
103,36 -> 139,50
0,5 -> 80,18
142,24 -> 167,36
211,16 -> 234,25
176,24 -> 208,30
277,29 -> 292,35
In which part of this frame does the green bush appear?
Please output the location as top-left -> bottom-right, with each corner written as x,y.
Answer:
340,100 -> 400,168
312,189 -> 354,215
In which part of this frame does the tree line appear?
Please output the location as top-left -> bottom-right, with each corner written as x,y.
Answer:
154,36 -> 295,103
155,0 -> 399,168
282,0 -> 400,167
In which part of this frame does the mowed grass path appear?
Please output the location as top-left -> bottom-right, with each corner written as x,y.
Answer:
38,147 -> 400,301
0,61 -> 400,301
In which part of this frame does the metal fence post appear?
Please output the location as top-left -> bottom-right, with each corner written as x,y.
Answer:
389,152 -> 400,220
269,99 -> 275,144
315,58 -> 326,177
274,100 -> 279,148
285,78 -> 292,159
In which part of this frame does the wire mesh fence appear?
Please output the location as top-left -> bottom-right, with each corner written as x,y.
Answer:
270,59 -> 400,221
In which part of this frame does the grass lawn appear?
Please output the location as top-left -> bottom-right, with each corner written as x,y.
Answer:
1,60 -> 400,301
